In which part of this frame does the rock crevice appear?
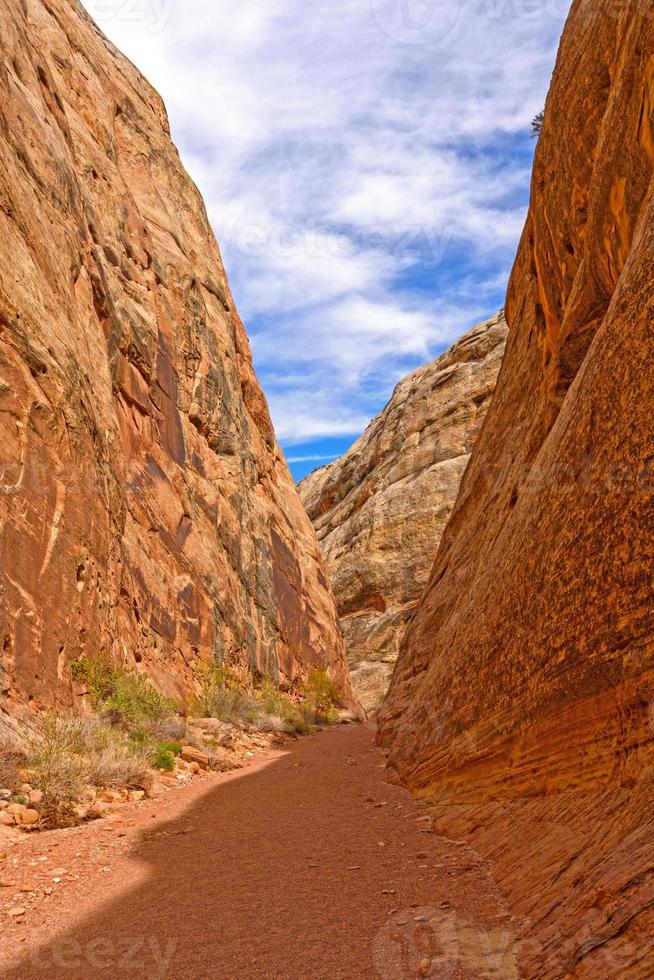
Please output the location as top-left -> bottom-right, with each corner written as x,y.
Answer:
300,314 -> 507,712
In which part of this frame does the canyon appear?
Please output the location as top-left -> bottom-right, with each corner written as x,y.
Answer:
0,0 -> 653,976
300,313 -> 507,713
379,0 -> 654,973
0,0 -> 356,717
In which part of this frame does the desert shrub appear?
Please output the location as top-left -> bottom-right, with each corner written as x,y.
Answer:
301,670 -> 340,724
138,716 -> 187,742
254,677 -> 285,716
190,662 -> 339,734
190,661 -> 242,718
152,744 -> 175,771
27,715 -> 86,805
27,714 -> 157,815
189,661 -> 261,725
88,742 -> 153,791
70,656 -> 177,725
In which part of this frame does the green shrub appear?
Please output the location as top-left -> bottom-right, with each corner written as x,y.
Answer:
70,656 -> 177,725
158,740 -> 182,756
531,110 -> 544,137
302,670 -> 340,723
152,745 -> 175,771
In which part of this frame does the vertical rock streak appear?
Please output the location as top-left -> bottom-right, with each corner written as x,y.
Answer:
379,1 -> 654,973
0,0 -> 356,712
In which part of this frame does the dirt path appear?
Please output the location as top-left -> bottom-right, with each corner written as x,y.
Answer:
0,723 -> 516,979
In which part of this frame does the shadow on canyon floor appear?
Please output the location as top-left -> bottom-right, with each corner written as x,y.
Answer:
2,723 -> 517,980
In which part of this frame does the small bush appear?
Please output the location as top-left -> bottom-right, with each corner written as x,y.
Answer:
88,742 -> 153,791
531,110 -> 544,137
27,715 -> 86,806
152,745 -> 175,771
302,670 -> 340,724
190,662 -> 242,718
190,661 -> 260,725
70,656 -> 177,726
139,716 -> 187,743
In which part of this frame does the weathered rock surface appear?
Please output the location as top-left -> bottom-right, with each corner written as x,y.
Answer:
379,0 -> 654,973
300,314 -> 507,712
0,0 -> 356,713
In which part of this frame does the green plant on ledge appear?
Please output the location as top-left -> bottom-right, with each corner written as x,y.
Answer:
70,655 -> 177,726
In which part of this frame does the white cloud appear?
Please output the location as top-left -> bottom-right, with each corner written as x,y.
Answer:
82,0 -> 570,448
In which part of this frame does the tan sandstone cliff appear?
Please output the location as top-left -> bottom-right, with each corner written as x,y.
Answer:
379,0 -> 654,974
0,0 -> 357,716
299,314 -> 507,713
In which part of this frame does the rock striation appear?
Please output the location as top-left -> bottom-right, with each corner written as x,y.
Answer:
300,314 -> 507,712
379,0 -> 654,973
0,0 -> 356,714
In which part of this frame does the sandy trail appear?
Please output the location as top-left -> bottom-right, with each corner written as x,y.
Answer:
0,723 -> 514,978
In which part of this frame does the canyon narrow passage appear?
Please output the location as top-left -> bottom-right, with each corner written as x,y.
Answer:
1,723 -> 513,979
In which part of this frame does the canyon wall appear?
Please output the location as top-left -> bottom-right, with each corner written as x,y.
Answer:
0,0 -> 357,715
299,314 -> 506,713
379,0 -> 654,972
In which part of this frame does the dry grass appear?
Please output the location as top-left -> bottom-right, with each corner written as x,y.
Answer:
87,743 -> 153,791
27,715 -> 88,805
26,713 -> 157,825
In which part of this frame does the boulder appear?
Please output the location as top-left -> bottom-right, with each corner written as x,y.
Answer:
180,746 -> 210,770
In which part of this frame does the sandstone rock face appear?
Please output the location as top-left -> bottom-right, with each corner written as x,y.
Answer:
0,0 -> 356,713
379,0 -> 654,972
300,314 -> 507,712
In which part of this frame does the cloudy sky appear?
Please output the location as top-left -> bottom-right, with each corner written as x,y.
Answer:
82,0 -> 571,480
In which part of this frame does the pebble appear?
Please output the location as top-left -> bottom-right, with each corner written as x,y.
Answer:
419,957 -> 431,977
6,907 -> 26,917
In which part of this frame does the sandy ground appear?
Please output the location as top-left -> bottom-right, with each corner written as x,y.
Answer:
0,723 -> 517,979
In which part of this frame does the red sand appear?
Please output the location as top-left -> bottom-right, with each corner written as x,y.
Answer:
0,723 -> 513,978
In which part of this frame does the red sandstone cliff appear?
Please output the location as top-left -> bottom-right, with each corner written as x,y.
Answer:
300,314 -> 507,713
0,0 -> 356,713
379,0 -> 654,973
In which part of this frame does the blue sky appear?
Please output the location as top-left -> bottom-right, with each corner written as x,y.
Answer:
82,0 -> 571,481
